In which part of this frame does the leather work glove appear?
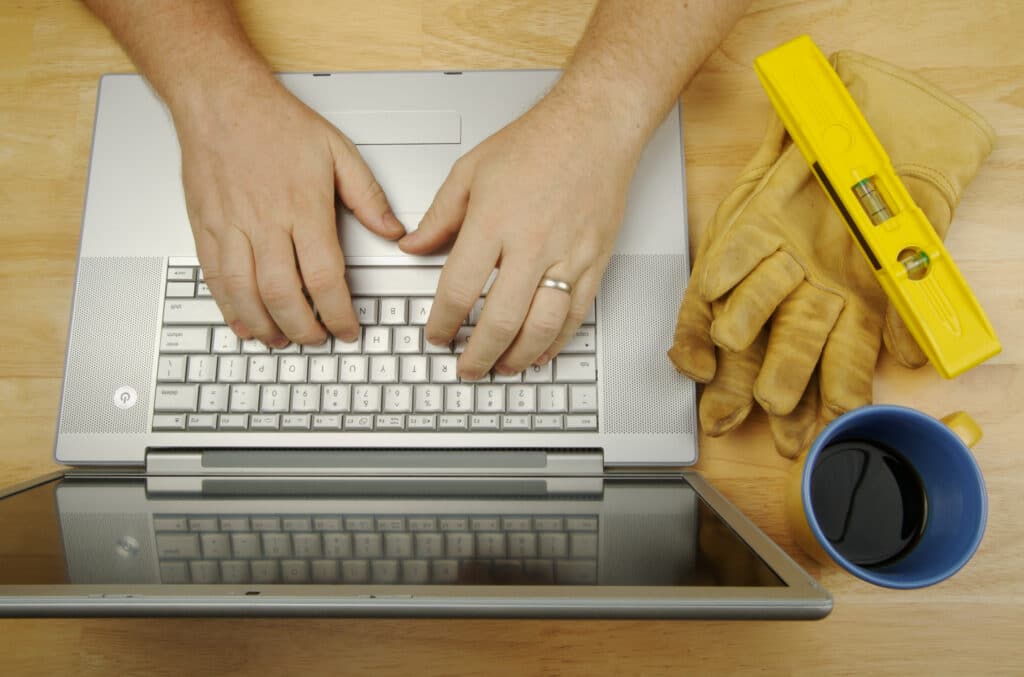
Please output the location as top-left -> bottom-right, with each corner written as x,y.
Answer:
669,51 -> 995,458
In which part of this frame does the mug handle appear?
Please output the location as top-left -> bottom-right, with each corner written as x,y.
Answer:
941,411 -> 983,448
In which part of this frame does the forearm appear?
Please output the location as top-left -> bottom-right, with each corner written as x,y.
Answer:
81,0 -> 278,118
543,0 -> 751,151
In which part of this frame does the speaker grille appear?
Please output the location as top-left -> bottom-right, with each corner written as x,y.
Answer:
59,257 -> 163,434
599,254 -> 695,435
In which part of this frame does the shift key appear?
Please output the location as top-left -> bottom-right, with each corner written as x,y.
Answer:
555,356 -> 596,382
156,533 -> 200,559
164,298 -> 225,325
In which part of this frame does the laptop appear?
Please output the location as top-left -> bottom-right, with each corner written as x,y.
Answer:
0,70 -> 831,618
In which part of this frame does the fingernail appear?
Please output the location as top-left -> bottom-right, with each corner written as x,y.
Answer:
383,211 -> 406,237
270,336 -> 290,350
426,333 -> 449,347
230,321 -> 252,340
495,365 -> 516,376
534,353 -> 551,366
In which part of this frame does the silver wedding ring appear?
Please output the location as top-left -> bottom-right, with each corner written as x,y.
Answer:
538,277 -> 573,294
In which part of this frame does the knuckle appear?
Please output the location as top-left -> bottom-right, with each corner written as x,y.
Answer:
302,266 -> 340,296
441,285 -> 479,314
258,276 -> 295,306
486,316 -> 522,344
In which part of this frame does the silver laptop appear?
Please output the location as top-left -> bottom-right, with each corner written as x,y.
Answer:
0,70 -> 830,618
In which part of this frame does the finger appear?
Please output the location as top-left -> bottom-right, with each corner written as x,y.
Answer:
457,255 -> 544,380
769,370 -> 821,459
493,285 -> 570,374
425,219 -> 501,347
217,227 -> 283,346
710,251 -> 804,352
699,324 -> 768,436
192,226 -> 250,339
668,278 -> 717,383
328,131 -> 405,240
251,226 -> 324,346
820,300 -> 881,421
398,159 -> 471,254
540,264 -> 603,362
292,199 -> 359,343
754,283 -> 843,416
881,302 -> 928,368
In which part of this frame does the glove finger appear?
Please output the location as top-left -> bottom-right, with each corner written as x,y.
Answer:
669,280 -> 717,383
882,302 -> 929,368
820,300 -> 882,422
754,283 -> 844,416
769,371 -> 821,459
700,326 -> 768,436
710,251 -> 804,352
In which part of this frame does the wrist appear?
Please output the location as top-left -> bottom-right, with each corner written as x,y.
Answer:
164,57 -> 283,130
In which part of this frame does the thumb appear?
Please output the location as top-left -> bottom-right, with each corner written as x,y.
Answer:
399,158 -> 472,254
882,302 -> 929,368
329,131 -> 405,239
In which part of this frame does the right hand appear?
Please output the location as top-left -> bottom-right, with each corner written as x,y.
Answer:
173,75 -> 405,347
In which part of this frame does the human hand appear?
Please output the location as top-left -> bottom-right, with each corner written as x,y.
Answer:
398,99 -> 642,379
173,76 -> 405,347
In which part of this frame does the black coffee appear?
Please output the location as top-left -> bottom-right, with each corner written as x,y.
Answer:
809,440 -> 927,567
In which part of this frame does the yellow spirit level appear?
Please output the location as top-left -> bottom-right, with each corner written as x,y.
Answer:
754,36 -> 1000,379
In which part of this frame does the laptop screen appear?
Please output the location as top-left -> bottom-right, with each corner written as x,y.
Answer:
0,476 -> 782,588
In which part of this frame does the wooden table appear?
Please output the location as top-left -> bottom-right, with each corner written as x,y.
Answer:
1,1 -> 1021,673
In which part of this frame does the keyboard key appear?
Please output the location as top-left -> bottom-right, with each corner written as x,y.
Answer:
534,517 -> 563,531
383,385 -> 412,412
309,356 -> 339,383
302,339 -> 332,354
292,533 -> 321,558
475,385 -> 504,412
394,326 -> 421,354
445,533 -> 474,558
564,326 -> 596,353
413,386 -> 442,413
407,411 -> 436,428
432,560 -> 459,583
187,355 -> 217,383
379,298 -> 407,325
250,414 -> 280,430
242,339 -> 270,354
321,385 -> 351,413
333,335 -> 361,354
438,414 -> 468,430
524,362 -> 553,383
211,327 -> 240,353
189,560 -> 220,584
538,385 -> 567,413
220,560 -> 250,584
259,384 -> 289,412
539,533 -> 569,558
352,385 -> 382,413
493,370 -> 522,383
157,356 -> 187,382
402,560 -> 430,584
272,342 -> 300,354
167,267 -> 196,282
476,533 -> 506,558
501,415 -> 531,430
468,298 -> 486,325
279,356 -> 307,383
370,355 -> 399,383
555,356 -> 596,382
438,518 -> 468,531
187,413 -> 217,430
251,560 -> 280,583
281,414 -> 311,430
312,414 -> 342,430
197,282 -> 212,297
384,533 -> 413,558
324,533 -> 353,558
152,414 -> 187,431
313,517 -> 342,531
156,534 -> 200,559
453,327 -> 473,353
312,559 -> 340,583
408,518 -> 438,532
154,385 -> 198,412
229,385 -> 259,412
431,356 -> 458,383
227,534 -> 259,560
219,517 -> 250,531
569,385 -> 598,413
353,298 -> 377,325
218,413 -> 249,430
372,560 -> 400,583
153,517 -> 188,532
470,414 -> 499,430
415,533 -> 444,559
494,560 -> 525,583
409,298 -> 432,325
353,533 -> 383,559
251,517 -> 281,531
342,560 -> 369,583
163,298 -> 223,325
556,559 -> 597,585
217,355 -> 247,383
188,517 -> 218,531
400,355 -> 428,382
364,327 -> 391,354
459,560 -> 492,583
502,517 -> 532,532
444,385 -> 473,413
290,385 -> 320,412
533,414 -> 563,430
566,517 -> 599,532
507,385 -> 536,413
200,533 -> 231,558
565,415 -> 598,431
524,559 -> 554,584
160,327 -> 209,353
199,384 -> 229,412
375,414 -> 405,430
508,533 -> 538,558
570,533 -> 599,558
340,355 -> 368,383
262,533 -> 292,558
248,356 -> 277,383
344,414 -> 374,430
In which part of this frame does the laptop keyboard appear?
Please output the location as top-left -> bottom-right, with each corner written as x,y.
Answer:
154,513 -> 600,585
154,264 -> 599,433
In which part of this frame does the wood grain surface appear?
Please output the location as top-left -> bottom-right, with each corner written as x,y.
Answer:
1,1 -> 1022,674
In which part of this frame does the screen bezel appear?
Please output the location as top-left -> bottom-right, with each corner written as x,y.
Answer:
0,470 -> 831,619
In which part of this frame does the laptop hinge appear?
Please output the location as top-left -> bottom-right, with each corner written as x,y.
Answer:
144,448 -> 605,477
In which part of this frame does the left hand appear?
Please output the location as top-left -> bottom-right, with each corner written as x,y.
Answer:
399,98 -> 640,380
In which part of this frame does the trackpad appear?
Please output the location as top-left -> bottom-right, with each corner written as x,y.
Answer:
337,143 -> 460,261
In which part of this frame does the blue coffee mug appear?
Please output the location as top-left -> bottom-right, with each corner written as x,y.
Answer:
784,405 -> 987,589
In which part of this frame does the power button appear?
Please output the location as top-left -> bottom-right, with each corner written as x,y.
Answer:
113,386 -> 138,409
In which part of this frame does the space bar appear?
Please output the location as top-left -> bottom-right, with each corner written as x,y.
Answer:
163,299 -> 224,325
